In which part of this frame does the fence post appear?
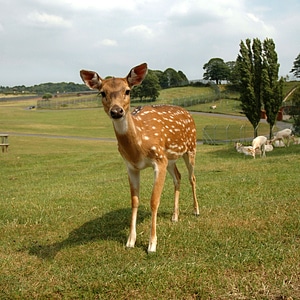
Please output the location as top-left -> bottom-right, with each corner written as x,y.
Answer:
226,125 -> 229,143
240,125 -> 244,143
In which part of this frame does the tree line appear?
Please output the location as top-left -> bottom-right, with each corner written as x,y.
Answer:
0,68 -> 190,99
0,82 -> 91,95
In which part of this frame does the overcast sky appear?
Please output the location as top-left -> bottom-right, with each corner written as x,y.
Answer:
0,0 -> 299,87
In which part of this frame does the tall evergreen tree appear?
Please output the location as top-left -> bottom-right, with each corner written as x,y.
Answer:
290,87 -> 300,134
290,53 -> 300,78
261,38 -> 283,139
237,38 -> 282,138
237,38 -> 262,137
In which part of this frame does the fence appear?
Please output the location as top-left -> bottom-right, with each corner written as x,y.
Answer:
172,94 -> 218,107
37,97 -> 101,109
36,96 -> 220,110
202,124 -> 258,145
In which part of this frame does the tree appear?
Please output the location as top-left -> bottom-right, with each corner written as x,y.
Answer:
203,58 -> 230,84
225,61 -> 239,85
177,71 -> 189,86
261,38 -> 283,139
237,38 -> 282,138
163,68 -> 181,88
290,87 -> 300,134
236,38 -> 262,137
131,70 -> 160,101
42,93 -> 53,100
152,70 -> 164,88
290,53 -> 300,78
158,68 -> 188,88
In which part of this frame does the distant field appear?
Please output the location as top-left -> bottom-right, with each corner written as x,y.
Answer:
0,98 -> 271,141
189,98 -> 243,116
3,81 -> 299,113
282,80 -> 300,100
0,93 -> 37,98
157,86 -> 214,103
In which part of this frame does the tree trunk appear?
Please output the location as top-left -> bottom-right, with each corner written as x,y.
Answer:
269,124 -> 274,140
254,125 -> 258,138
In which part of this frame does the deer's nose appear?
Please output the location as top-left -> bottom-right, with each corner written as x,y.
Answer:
110,105 -> 124,119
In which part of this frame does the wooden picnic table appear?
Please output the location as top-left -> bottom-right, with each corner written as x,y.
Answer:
0,134 -> 9,153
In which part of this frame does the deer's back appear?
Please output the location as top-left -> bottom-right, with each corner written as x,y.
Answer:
131,105 -> 196,160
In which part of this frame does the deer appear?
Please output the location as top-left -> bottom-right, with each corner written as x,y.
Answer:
271,128 -> 293,147
252,136 -> 267,158
80,63 -> 199,253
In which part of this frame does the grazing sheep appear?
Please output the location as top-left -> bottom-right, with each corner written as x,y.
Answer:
291,135 -> 300,145
271,128 -> 293,147
264,144 -> 274,152
235,142 -> 255,158
252,136 -> 267,158
273,140 -> 285,148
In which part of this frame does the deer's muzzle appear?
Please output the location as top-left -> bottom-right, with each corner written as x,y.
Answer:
110,105 -> 124,119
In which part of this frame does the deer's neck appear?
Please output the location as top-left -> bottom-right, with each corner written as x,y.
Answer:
112,113 -> 144,165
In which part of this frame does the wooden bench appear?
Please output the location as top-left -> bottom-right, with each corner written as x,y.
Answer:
0,134 -> 9,153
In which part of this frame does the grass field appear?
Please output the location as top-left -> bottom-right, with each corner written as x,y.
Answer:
0,98 -> 270,141
0,98 -> 299,299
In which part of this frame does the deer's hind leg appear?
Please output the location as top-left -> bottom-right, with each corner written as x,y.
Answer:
183,152 -> 199,216
167,160 -> 181,222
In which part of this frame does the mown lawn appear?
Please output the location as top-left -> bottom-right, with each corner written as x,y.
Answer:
0,100 -> 299,299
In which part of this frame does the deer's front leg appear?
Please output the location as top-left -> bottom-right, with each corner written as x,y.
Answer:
148,161 -> 167,253
126,167 -> 140,249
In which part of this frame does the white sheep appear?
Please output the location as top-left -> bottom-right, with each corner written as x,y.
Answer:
235,142 -> 255,158
252,136 -> 267,158
291,135 -> 300,145
264,144 -> 274,152
264,140 -> 274,152
273,140 -> 285,148
271,128 -> 293,147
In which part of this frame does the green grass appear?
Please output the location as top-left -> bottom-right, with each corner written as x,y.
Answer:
0,105 -> 115,138
0,99 -> 270,140
157,86 -> 214,103
189,98 -> 243,115
282,81 -> 300,101
0,99 -> 299,299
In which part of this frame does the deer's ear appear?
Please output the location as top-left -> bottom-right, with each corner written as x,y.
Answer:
80,70 -> 102,90
127,63 -> 148,87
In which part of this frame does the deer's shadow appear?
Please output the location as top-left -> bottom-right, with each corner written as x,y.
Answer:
28,207 -> 149,260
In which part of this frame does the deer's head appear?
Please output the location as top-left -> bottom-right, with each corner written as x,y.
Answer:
80,63 -> 148,120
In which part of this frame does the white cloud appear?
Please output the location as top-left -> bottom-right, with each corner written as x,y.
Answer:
36,0 -> 138,11
246,13 -> 274,33
167,0 -> 244,23
27,11 -> 72,28
98,39 -> 118,47
124,25 -> 153,38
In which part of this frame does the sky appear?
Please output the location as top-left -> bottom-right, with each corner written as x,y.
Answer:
0,0 -> 299,87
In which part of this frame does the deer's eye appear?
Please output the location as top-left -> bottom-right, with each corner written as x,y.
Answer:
100,91 -> 106,98
125,89 -> 130,96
